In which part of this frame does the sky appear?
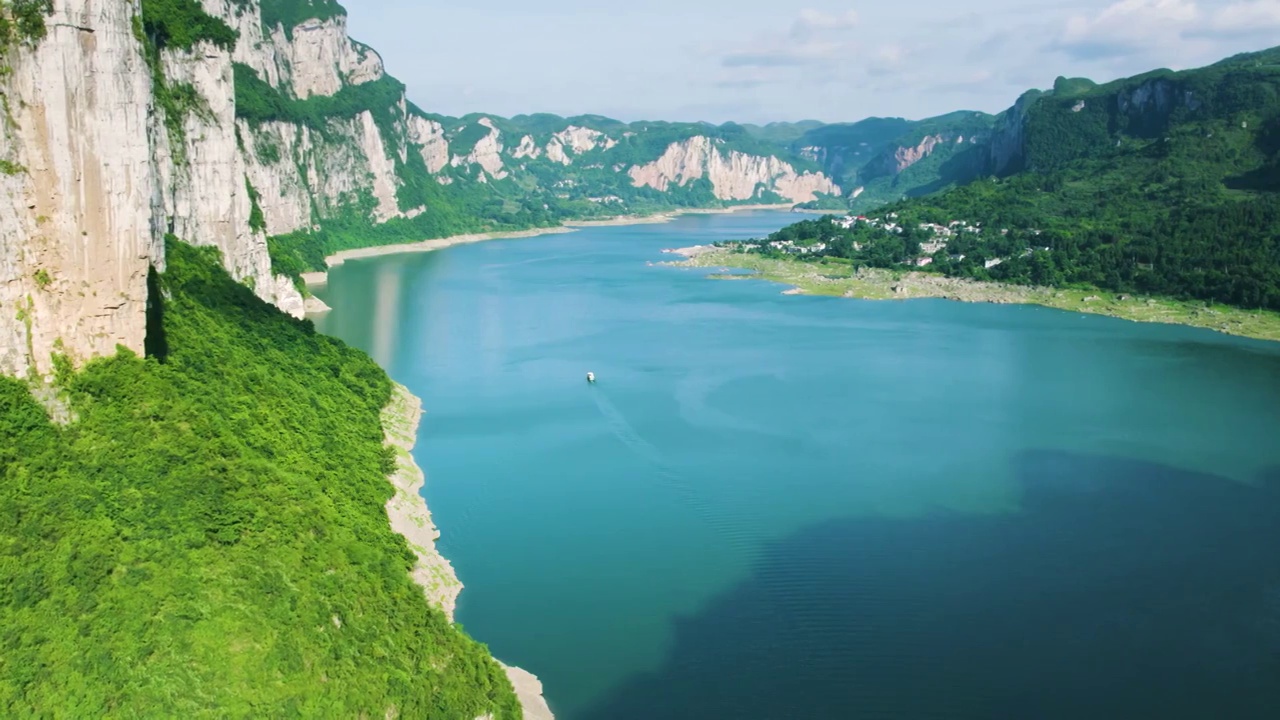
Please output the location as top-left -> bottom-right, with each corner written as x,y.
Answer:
341,0 -> 1280,124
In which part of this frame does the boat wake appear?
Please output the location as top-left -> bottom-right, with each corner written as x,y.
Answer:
590,387 -> 754,550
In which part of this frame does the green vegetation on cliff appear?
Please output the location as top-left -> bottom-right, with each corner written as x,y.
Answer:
258,0 -> 346,35
139,0 -> 237,52
793,113 -> 995,212
137,0 -> 237,156
0,0 -> 52,61
0,241 -> 520,718
233,62 -> 402,131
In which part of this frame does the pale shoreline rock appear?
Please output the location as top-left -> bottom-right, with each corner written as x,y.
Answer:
381,383 -> 555,718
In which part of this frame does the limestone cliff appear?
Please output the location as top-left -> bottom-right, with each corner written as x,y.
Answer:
988,90 -> 1042,177
545,125 -> 615,164
0,3 -> 558,715
629,136 -> 840,203
0,0 -> 159,379
886,134 -> 945,174
450,117 -> 508,180
0,0 -> 846,376
154,11 -> 303,318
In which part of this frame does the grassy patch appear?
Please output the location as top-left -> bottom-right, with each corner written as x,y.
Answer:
679,250 -> 1280,342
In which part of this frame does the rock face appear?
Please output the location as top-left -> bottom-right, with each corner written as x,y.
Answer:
451,117 -> 508,179
1,0 -> 848,383
156,28 -> 298,314
408,115 -> 451,172
0,0 -> 160,378
988,90 -> 1042,176
889,134 -> 945,174
545,125 -> 615,164
1,4 -> 562,714
629,136 -> 841,203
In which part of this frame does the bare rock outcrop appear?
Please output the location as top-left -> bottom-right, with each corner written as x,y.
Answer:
0,0 -> 160,378
629,136 -> 840,203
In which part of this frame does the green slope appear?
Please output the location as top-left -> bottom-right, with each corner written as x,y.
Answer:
753,45 -> 1280,313
791,112 -> 997,212
0,241 -> 520,718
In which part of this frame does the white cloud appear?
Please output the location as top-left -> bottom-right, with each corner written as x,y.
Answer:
1058,0 -> 1199,60
792,8 -> 860,38
1202,0 -> 1280,36
722,7 -> 861,68
1055,0 -> 1280,61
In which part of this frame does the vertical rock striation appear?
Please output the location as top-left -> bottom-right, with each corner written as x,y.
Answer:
629,136 -> 841,203
0,0 -> 160,378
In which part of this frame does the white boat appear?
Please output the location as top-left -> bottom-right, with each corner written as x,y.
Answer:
586,372 -> 596,383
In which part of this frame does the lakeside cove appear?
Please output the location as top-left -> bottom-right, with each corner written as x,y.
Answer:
300,205 -> 825,289
670,248 -> 1280,343
313,212 -> 1280,719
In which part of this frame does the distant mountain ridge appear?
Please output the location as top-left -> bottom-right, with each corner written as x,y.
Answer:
758,44 -> 1280,313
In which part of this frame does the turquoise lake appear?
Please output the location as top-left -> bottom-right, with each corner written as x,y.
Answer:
314,212 -> 1280,719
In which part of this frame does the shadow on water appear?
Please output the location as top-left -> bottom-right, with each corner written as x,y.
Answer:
580,451 -> 1280,720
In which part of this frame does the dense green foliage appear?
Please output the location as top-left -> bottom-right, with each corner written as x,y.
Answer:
0,241 -> 520,718
752,47 -> 1280,311
233,62 -> 403,132
740,120 -> 826,144
792,113 -> 997,212
139,0 -> 237,53
245,178 -> 266,233
137,0 -> 237,157
0,0 -> 51,61
258,0 -> 346,35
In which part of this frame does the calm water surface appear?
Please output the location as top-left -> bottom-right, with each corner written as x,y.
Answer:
315,213 -> 1280,719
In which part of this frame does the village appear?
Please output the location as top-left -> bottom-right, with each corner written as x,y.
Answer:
742,213 -> 1049,270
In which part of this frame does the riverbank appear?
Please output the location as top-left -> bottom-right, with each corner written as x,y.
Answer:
302,205 -> 814,288
671,248 -> 1280,342
381,383 -> 555,719
301,228 -> 576,287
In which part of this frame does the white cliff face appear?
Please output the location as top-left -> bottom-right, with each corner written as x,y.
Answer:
771,167 -> 842,203
239,120 -> 314,236
270,17 -> 383,98
544,125 -> 615,165
205,0 -> 383,98
557,126 -> 615,154
890,134 -> 945,174
545,138 -> 571,165
407,114 -> 450,173
629,137 -> 840,203
628,136 -> 712,191
451,118 -> 507,180
356,111 -> 403,222
0,0 -> 161,378
513,134 -> 541,160
344,40 -> 384,85
156,33 -> 302,316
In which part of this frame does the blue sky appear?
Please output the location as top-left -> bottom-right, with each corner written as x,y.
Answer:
342,0 -> 1280,123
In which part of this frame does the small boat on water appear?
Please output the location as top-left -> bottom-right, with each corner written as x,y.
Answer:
586,372 -> 596,383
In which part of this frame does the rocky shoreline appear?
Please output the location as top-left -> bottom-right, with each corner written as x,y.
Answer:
381,384 -> 555,719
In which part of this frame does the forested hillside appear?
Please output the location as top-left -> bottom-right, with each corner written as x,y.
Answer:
791,112 -> 997,212
749,46 -> 1280,312
0,241 -> 521,717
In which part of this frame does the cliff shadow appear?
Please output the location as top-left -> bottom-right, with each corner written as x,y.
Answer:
580,451 -> 1280,720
